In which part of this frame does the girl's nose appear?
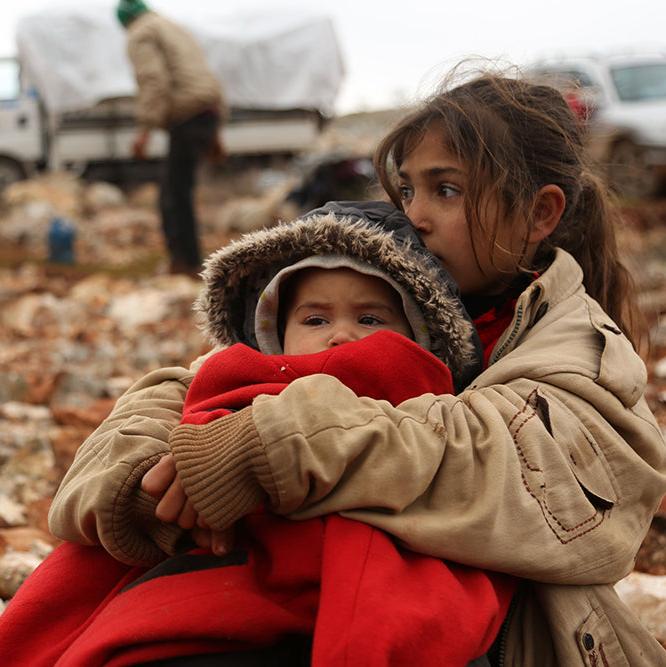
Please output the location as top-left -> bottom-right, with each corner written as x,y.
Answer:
410,217 -> 432,233
328,327 -> 357,347
405,197 -> 433,233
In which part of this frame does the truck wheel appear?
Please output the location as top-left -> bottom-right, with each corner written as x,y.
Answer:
606,140 -> 657,200
0,157 -> 27,192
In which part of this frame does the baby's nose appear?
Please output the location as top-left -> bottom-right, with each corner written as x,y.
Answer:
328,327 -> 357,347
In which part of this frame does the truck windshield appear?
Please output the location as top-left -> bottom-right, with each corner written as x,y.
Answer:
611,63 -> 666,102
0,59 -> 20,101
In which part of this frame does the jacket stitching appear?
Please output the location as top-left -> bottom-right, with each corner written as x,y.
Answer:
598,644 -> 610,667
511,390 -> 607,541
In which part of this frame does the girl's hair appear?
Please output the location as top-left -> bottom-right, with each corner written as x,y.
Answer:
374,69 -> 644,348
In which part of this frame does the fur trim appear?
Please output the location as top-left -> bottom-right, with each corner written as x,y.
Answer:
198,213 -> 482,389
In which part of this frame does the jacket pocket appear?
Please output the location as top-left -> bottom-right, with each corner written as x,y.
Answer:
509,389 -> 617,545
576,604 -> 629,666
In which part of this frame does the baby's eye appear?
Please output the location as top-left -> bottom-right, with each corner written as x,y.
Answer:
303,315 -> 328,326
358,314 -> 384,326
438,183 -> 460,198
398,184 -> 413,201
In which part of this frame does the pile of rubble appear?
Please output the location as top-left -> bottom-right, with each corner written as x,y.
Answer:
0,163 -> 665,645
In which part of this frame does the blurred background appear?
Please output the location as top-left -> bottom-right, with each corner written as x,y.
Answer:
0,0 -> 665,643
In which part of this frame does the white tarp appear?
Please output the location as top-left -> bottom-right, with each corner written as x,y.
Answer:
15,4 -> 344,115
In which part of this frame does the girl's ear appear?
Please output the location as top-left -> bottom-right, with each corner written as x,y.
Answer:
528,184 -> 566,243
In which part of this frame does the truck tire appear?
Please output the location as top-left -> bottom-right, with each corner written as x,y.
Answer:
606,140 -> 657,200
0,157 -> 27,192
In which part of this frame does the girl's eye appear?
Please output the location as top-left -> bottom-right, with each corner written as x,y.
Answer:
438,183 -> 461,198
438,183 -> 460,198
398,184 -> 413,201
358,314 -> 384,326
303,316 -> 328,326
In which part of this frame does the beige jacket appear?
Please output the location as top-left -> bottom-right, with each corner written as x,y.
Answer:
126,12 -> 225,129
49,249 -> 666,665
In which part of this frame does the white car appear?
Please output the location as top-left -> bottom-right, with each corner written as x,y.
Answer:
528,54 -> 666,198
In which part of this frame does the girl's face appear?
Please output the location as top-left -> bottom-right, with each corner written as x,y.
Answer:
397,125 -> 526,295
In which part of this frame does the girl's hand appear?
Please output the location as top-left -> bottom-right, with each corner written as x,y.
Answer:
141,454 -> 198,529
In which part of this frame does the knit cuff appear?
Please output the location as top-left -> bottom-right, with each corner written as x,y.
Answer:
109,459 -> 186,566
134,489 -> 185,557
169,406 -> 274,530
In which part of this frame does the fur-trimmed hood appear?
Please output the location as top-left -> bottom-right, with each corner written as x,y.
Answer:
197,201 -> 483,390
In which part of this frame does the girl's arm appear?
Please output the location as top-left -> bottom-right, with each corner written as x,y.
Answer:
48,366 -> 194,566
171,368 -> 666,586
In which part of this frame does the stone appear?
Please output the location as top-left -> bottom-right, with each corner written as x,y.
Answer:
107,288 -> 172,331
0,527 -> 58,556
51,398 -> 116,429
615,572 -> 666,645
127,182 -> 159,208
0,402 -> 52,423
655,357 -> 666,380
213,181 -> 297,234
0,496 -> 27,529
2,172 -> 83,217
0,373 -> 29,404
0,292 -> 87,339
0,550 -> 44,598
83,181 -> 126,213
50,371 -> 110,409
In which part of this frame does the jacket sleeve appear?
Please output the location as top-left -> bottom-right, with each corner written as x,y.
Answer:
48,366 -> 194,566
127,30 -> 171,129
170,370 -> 666,586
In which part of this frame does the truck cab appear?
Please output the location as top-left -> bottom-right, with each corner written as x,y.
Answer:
0,57 -> 42,188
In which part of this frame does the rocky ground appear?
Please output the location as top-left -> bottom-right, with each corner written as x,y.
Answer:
0,114 -> 665,641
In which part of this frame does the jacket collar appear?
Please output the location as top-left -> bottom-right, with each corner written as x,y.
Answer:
488,249 -> 583,365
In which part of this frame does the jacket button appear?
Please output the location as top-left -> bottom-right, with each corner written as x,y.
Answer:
532,302 -> 549,325
582,633 -> 595,650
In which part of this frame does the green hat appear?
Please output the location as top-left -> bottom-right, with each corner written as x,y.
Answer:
116,0 -> 149,27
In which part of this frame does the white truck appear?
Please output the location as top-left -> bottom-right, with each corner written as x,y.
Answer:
0,6 -> 344,189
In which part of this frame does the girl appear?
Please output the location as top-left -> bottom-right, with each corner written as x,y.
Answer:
48,73 -> 666,664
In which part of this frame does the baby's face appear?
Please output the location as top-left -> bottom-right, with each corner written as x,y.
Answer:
283,267 -> 413,355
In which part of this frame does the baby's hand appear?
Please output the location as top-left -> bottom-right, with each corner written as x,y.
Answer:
141,454 -> 198,529
191,522 -> 235,556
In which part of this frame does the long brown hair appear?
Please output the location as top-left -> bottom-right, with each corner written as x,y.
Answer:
374,70 -> 644,348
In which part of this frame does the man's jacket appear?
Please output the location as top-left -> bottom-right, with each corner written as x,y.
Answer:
126,12 -> 225,129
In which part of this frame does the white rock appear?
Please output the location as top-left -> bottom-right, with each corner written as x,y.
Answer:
30,539 -> 55,560
83,182 -> 125,212
107,289 -> 171,331
0,495 -> 27,528
0,402 -> 52,423
615,572 -> 666,643
0,550 -> 43,598
0,293 -> 86,338
654,357 -> 666,380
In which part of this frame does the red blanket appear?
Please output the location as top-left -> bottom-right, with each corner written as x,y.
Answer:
0,332 -> 515,666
